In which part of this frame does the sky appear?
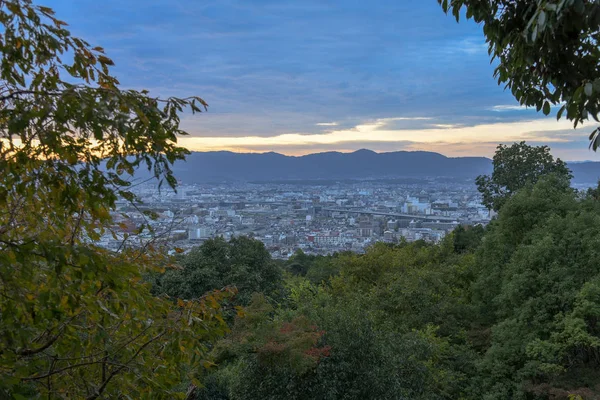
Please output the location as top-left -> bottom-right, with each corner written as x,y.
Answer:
46,0 -> 599,160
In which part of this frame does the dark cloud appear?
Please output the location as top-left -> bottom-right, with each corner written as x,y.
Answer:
46,0 -> 517,134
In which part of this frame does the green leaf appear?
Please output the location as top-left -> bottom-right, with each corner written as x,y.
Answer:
557,104 -> 566,120
543,102 -> 551,115
437,0 -> 599,148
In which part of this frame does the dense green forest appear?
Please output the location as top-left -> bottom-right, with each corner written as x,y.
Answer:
1,0 -> 599,399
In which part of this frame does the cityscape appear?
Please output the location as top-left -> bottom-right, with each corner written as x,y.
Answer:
102,178 -> 492,258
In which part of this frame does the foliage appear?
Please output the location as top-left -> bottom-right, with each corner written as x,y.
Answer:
585,181 -> 600,201
0,1 -> 228,399
476,142 -> 572,211
196,239 -> 479,400
152,237 -> 283,305
284,249 -> 342,285
210,293 -> 329,376
199,293 -> 331,400
439,0 -> 600,149
209,293 -> 465,400
452,224 -> 485,254
472,175 -> 600,399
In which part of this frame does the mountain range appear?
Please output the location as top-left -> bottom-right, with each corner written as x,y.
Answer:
159,149 -> 600,185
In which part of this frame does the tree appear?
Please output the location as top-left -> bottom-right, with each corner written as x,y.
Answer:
452,224 -> 485,254
586,181 -> 600,201
284,250 -> 342,284
197,293 -> 331,400
210,290 -> 461,400
471,175 -> 600,399
192,239 -> 479,400
476,142 -> 572,211
0,1 -> 229,398
439,0 -> 600,149
286,249 -> 311,276
154,237 -> 283,305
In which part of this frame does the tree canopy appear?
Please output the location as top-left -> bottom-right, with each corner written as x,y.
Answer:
472,175 -> 600,399
476,141 -> 572,211
439,0 -> 600,149
152,237 -> 283,305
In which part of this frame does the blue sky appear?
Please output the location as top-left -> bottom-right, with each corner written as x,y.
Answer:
47,0 -> 598,160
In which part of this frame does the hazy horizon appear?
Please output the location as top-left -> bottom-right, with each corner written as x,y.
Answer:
180,146 -> 599,163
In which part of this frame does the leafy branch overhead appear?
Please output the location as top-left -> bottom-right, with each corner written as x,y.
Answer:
0,1 -> 226,399
0,0 -> 208,209
440,0 -> 600,149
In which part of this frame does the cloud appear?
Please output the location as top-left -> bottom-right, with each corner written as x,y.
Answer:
489,105 -> 530,112
51,0 -> 513,138
488,103 -> 566,114
454,37 -> 488,55
316,122 -> 339,126
428,124 -> 464,129
226,140 -> 417,155
380,117 -> 432,121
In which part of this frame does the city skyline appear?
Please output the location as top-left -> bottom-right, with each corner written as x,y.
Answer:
47,0 -> 598,160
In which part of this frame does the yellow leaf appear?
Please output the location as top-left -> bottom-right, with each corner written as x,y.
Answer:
191,377 -> 202,387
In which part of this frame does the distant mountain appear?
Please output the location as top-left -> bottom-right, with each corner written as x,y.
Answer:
151,149 -> 600,185
166,149 -> 491,183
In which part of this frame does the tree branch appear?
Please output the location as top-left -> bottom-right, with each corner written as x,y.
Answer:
21,360 -> 106,381
17,334 -> 60,357
86,331 -> 167,400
